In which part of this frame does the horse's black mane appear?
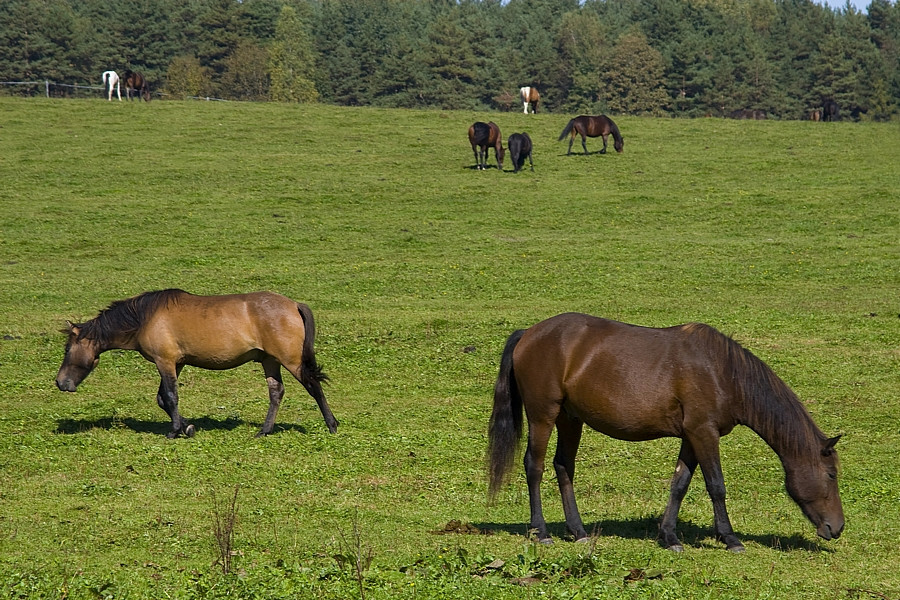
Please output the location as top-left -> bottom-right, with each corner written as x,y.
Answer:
689,323 -> 827,459
77,289 -> 187,345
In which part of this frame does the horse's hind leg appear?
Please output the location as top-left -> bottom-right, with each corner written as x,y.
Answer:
524,419 -> 555,543
659,439 -> 698,551
553,413 -> 589,541
297,363 -> 338,434
278,356 -> 338,434
581,135 -> 589,155
258,356 -> 285,437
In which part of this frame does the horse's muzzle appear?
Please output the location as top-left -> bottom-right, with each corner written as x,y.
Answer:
818,520 -> 844,540
56,378 -> 77,392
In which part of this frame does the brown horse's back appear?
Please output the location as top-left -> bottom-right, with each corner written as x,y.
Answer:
513,313 -> 732,441
139,291 -> 306,371
575,115 -> 608,136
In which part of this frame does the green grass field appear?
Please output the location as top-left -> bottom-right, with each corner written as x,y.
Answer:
0,97 -> 898,599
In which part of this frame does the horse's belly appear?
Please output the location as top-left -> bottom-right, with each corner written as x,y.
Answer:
183,348 -> 264,370
567,397 -> 683,441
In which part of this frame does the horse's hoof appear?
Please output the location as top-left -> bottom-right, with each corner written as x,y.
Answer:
574,536 -> 591,544
538,537 -> 553,545
166,431 -> 178,439
184,424 -> 196,438
668,544 -> 684,553
727,544 -> 746,553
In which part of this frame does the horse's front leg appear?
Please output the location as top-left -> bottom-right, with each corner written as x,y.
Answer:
599,134 -> 608,154
659,439 -> 698,551
156,362 -> 193,438
690,430 -> 744,552
523,101 -> 528,114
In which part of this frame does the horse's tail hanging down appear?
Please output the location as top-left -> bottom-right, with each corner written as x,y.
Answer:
487,328 -> 527,499
297,303 -> 328,387
557,119 -> 576,141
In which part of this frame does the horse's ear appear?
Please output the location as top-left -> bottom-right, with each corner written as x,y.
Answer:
822,435 -> 842,456
62,321 -> 79,336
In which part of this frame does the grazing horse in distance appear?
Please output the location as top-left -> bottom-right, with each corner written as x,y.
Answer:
520,86 -> 540,114
558,115 -> 624,155
487,313 -> 845,551
55,290 -> 338,438
507,132 -> 533,173
468,121 -> 505,171
102,70 -> 121,101
810,109 -> 821,122
123,69 -> 151,101
822,99 -> 839,121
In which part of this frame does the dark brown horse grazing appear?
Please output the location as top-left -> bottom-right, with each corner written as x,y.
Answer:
123,69 -> 151,101
558,115 -> 624,155
507,132 -> 533,173
55,290 -> 337,438
468,121 -> 505,171
487,313 -> 844,551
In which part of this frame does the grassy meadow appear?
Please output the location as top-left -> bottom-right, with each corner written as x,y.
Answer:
0,97 -> 898,598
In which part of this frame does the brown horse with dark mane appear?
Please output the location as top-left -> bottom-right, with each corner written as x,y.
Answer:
123,69 -> 151,101
56,290 -> 337,438
487,313 -> 844,551
468,121 -> 505,171
558,115 -> 624,155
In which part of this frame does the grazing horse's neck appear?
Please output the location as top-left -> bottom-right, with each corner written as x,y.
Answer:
735,372 -> 823,464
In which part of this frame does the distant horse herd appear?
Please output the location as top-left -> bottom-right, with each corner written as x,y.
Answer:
101,69 -> 151,101
62,81 -> 848,552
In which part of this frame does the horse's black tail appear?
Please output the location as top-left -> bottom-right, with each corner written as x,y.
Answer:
558,119 -> 575,141
487,328 -> 527,500
297,303 -> 328,386
297,302 -> 338,433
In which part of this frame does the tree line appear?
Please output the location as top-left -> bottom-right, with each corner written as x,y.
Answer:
1,0 -> 898,119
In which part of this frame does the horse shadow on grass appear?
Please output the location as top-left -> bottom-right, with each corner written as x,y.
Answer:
472,516 -> 833,553
55,415 -> 307,436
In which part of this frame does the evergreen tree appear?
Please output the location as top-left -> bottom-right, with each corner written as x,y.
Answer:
420,6 -> 481,109
268,4 -> 318,102
554,9 -> 609,112
603,29 -> 668,115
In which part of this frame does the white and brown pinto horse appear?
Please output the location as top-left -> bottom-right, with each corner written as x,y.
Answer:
102,70 -> 121,101
520,86 -> 540,114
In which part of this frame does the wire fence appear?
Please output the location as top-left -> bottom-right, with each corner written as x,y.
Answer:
0,80 -> 230,101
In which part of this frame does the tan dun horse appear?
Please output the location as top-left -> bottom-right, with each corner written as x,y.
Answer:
56,289 -> 337,438
468,121 -> 505,171
487,313 -> 844,552
558,115 -> 624,155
